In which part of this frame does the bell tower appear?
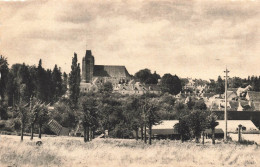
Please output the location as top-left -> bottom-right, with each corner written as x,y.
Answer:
84,50 -> 94,83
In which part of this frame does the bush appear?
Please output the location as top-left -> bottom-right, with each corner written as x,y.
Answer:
238,140 -> 255,145
0,105 -> 8,120
0,120 -> 14,132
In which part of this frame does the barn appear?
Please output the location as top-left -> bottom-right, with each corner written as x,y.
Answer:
151,120 -> 180,139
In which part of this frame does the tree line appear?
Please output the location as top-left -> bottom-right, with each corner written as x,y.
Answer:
0,54 -> 249,145
0,56 -> 68,107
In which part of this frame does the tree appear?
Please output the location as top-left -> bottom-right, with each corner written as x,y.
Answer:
158,93 -> 177,120
215,76 -> 224,96
51,101 -> 77,128
160,74 -> 182,95
98,93 -> 129,138
230,77 -> 243,88
79,94 -> 99,142
188,110 -> 208,143
18,63 -> 32,103
207,113 -> 219,144
125,96 -> 142,140
174,116 -> 191,142
69,53 -> 81,109
7,63 -> 34,105
134,69 -> 160,84
52,65 -> 63,102
0,104 -> 8,120
30,97 -> 42,140
100,81 -> 113,93
251,76 -> 260,92
146,99 -> 161,145
140,95 -> 161,145
37,103 -> 49,139
0,55 -> 9,104
36,60 -> 51,102
15,102 -> 29,142
6,71 -> 17,106
186,97 -> 195,110
62,72 -> 68,96
194,100 -> 207,110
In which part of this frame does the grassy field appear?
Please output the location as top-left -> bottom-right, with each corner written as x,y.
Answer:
0,135 -> 260,167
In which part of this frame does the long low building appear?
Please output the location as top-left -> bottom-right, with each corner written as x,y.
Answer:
149,120 -> 259,139
151,120 -> 179,139
216,120 -> 259,133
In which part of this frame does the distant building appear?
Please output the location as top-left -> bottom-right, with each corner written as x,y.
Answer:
216,120 -> 259,133
80,50 -> 161,94
151,120 -> 180,139
80,50 -> 132,92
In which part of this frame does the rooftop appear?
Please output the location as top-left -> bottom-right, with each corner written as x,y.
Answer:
93,65 -> 131,78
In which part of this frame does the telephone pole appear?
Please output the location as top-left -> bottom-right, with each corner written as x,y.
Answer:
224,67 -> 230,141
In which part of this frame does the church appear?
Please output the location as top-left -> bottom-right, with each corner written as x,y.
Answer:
80,50 -> 132,92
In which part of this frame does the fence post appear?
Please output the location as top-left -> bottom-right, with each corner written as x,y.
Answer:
238,124 -> 242,143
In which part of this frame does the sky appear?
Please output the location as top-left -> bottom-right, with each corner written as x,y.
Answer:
0,0 -> 259,80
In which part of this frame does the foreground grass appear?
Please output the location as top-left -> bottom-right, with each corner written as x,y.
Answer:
0,135 -> 260,167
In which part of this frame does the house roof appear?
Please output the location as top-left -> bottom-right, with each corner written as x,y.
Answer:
247,91 -> 260,102
152,120 -> 179,129
93,65 -> 131,78
152,129 -> 178,135
216,120 -> 258,132
151,120 -> 179,135
227,91 -> 237,98
221,91 -> 237,99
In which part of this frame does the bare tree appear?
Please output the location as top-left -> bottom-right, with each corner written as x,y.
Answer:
15,103 -> 29,142
207,113 -> 219,144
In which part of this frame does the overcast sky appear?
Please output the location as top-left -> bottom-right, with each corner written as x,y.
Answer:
0,0 -> 259,80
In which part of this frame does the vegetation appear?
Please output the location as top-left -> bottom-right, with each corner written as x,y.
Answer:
1,54 -> 260,146
1,135 -> 260,167
134,68 -> 160,84
207,113 -> 219,144
68,53 -> 81,109
160,73 -> 182,95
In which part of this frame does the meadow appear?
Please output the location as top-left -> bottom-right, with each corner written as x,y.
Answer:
0,135 -> 260,167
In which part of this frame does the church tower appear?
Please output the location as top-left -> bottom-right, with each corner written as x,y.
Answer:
82,57 -> 86,82
83,50 -> 94,83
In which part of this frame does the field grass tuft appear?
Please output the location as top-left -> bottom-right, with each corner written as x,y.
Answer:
1,135 -> 260,167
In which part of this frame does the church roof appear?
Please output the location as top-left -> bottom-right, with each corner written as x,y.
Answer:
93,65 -> 131,78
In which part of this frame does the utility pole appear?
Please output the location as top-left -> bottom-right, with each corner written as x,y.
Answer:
224,67 -> 229,141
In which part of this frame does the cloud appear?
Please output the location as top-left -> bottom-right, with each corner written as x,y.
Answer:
0,0 -> 259,79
